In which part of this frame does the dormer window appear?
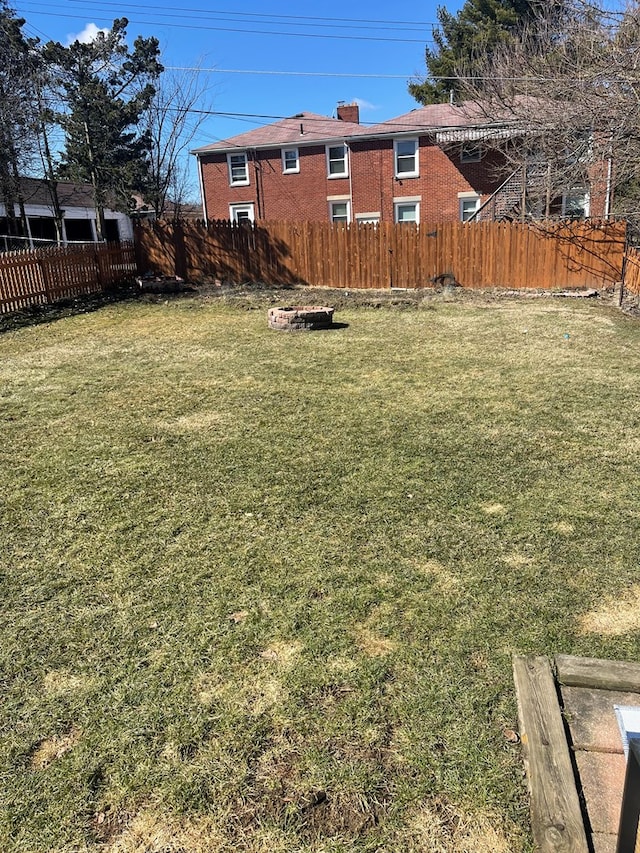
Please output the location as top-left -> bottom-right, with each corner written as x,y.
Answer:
228,152 -> 249,186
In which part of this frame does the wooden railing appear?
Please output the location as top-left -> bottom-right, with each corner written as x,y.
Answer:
0,242 -> 137,314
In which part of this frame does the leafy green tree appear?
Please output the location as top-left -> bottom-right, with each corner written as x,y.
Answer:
44,18 -> 163,240
409,0 -> 538,105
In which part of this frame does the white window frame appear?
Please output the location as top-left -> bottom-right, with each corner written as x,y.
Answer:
394,138 -> 419,178
393,198 -> 420,224
329,199 -> 351,223
227,152 -> 249,186
460,144 -> 482,163
458,192 -> 481,222
282,147 -> 299,174
229,203 -> 255,224
326,143 -> 348,178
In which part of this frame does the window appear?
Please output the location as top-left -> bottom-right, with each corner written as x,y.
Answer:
326,144 -> 348,178
227,152 -> 249,186
460,144 -> 482,163
229,203 -> 255,224
562,190 -> 589,219
355,213 -> 380,225
459,193 -> 481,221
394,138 -> 419,178
330,200 -> 350,223
394,201 -> 419,223
282,147 -> 299,173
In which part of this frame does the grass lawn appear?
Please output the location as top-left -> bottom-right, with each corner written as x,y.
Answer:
2,289 -> 640,852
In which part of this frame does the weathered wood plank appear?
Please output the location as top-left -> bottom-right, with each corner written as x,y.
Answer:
513,655 -> 589,852
556,656 -> 640,693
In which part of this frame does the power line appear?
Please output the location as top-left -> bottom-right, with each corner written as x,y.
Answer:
168,67 -> 411,79
64,0 -> 443,29
168,67 -> 633,84
16,5 -> 431,43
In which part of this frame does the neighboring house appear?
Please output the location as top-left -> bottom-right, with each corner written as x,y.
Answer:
192,101 -> 607,226
0,177 -> 134,248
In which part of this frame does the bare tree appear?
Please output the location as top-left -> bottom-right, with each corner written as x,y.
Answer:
454,1 -> 640,222
141,66 -> 213,220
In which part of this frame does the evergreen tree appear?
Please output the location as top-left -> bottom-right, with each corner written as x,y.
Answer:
44,19 -> 162,240
409,0 -> 537,105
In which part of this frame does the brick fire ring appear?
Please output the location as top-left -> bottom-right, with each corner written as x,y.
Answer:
268,305 -> 335,331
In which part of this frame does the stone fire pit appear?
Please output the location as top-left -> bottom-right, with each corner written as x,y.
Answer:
268,305 -> 335,331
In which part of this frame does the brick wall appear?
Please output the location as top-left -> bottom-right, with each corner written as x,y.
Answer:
199,136 -> 509,224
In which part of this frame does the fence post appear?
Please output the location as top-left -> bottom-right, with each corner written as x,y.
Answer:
93,244 -> 102,290
619,221 -> 629,307
39,253 -> 53,304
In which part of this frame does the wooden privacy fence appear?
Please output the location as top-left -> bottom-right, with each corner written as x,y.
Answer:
623,246 -> 640,295
0,242 -> 137,314
135,219 -> 627,291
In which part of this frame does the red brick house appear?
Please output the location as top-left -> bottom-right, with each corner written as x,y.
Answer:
192,101 -> 605,225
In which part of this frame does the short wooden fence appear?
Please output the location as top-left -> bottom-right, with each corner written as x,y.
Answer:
135,219 -> 627,291
0,242 -> 137,314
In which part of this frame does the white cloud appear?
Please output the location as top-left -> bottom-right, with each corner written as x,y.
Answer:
66,23 -> 110,46
352,98 -> 379,112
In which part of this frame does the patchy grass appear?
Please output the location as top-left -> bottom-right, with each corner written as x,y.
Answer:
2,290 -> 640,851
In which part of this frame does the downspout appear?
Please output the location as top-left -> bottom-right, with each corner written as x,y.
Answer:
251,150 -> 263,220
604,135 -> 614,219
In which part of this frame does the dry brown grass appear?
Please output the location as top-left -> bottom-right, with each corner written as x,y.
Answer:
30,728 -> 81,770
579,585 -> 640,636
399,798 -> 512,853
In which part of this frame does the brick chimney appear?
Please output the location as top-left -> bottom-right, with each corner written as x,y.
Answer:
337,102 -> 359,124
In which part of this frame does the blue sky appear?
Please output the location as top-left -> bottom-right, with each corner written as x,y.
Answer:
13,0 -> 465,194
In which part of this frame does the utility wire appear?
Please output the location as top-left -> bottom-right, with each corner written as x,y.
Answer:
167,67 -> 411,79
63,0 -> 443,28
15,5 -> 431,43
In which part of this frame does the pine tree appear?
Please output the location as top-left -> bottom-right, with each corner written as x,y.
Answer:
409,0 -> 537,105
44,19 -> 162,240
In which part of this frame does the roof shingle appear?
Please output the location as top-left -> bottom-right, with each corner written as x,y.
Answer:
191,101 -> 500,155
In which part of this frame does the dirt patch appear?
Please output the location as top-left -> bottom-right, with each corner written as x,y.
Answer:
300,789 -> 385,839
31,728 -> 81,770
578,584 -> 640,635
